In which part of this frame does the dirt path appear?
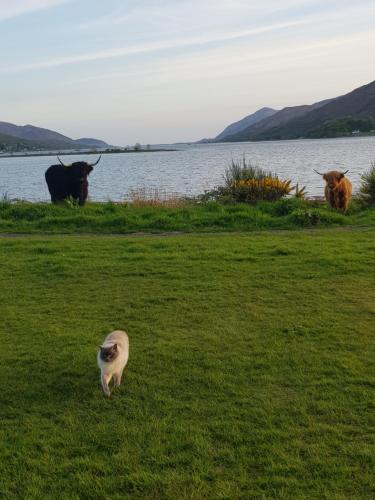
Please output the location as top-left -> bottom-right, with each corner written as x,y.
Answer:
0,227 -> 373,238
0,231 -> 186,238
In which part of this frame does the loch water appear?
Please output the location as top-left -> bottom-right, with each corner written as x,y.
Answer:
1,137 -> 375,201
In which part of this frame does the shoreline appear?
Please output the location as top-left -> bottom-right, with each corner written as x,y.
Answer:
0,148 -> 178,159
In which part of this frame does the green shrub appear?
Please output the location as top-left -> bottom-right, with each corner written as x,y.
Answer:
271,198 -> 306,216
360,162 -> 375,205
290,209 -> 322,226
224,157 -> 272,187
294,183 -> 307,198
206,157 -> 293,204
63,196 -> 81,209
289,208 -> 345,227
102,201 -> 118,213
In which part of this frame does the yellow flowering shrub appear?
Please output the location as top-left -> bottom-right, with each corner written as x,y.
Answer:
231,177 -> 293,202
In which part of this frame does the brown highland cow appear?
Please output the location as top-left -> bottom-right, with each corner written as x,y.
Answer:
314,169 -> 352,213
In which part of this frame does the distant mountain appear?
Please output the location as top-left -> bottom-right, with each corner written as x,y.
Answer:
221,80 -> 375,142
0,121 -> 78,149
222,98 -> 334,142
266,80 -> 375,140
0,131 -> 47,151
215,107 -> 278,141
0,121 -> 109,151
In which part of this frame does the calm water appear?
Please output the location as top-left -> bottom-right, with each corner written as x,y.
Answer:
1,137 -> 375,201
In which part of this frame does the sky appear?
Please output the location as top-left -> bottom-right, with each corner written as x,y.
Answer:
1,0 -> 375,145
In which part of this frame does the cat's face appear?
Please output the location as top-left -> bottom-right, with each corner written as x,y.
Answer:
100,343 -> 118,362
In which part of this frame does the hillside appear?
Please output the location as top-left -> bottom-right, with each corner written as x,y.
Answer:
269,80 -> 375,140
0,131 -> 47,152
0,121 -> 109,151
222,98 -> 334,142
215,107 -> 278,141
220,80 -> 375,142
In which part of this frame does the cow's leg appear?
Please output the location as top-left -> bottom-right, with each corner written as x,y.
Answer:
327,190 -> 336,209
334,192 -> 341,210
341,196 -> 349,214
336,190 -> 346,213
79,183 -> 88,206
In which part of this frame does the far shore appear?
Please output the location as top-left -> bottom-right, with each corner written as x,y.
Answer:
0,148 -> 178,159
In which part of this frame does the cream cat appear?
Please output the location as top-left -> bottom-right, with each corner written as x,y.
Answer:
97,330 -> 129,396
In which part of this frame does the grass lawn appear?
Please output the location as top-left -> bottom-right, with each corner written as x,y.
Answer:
0,230 -> 374,498
2,199 -> 375,234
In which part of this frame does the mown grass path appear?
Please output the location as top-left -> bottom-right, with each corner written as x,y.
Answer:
0,230 -> 374,498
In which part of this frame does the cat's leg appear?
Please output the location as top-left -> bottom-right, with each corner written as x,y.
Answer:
113,370 -> 122,387
114,367 -> 126,387
101,373 -> 112,396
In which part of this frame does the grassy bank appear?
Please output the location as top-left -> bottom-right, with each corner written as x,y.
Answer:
1,198 -> 375,233
0,231 -> 374,498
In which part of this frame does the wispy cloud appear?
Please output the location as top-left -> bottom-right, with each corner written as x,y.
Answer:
4,0 -> 373,74
1,19 -> 313,74
76,0 -> 316,31
64,31 -> 375,88
0,0 -> 69,22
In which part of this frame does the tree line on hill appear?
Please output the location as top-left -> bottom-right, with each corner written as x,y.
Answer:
309,116 -> 375,138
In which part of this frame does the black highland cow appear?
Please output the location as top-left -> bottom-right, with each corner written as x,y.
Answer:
45,155 -> 101,205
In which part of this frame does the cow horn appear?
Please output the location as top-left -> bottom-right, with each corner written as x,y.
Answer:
313,169 -> 324,176
89,154 -> 102,167
342,170 -> 349,175
57,156 -> 72,167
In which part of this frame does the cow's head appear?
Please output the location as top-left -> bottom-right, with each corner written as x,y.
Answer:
57,155 -> 101,182
314,169 -> 349,190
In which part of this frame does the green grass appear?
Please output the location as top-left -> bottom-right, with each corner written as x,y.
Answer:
0,230 -> 374,498
1,199 -> 375,234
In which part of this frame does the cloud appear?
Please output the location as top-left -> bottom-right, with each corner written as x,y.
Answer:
3,0 -> 373,74
0,0 -> 68,22
76,0 -> 317,31
1,18 -> 313,73
63,30 -> 375,89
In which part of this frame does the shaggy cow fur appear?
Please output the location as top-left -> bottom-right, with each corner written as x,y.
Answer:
45,157 -> 100,205
315,170 -> 352,213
